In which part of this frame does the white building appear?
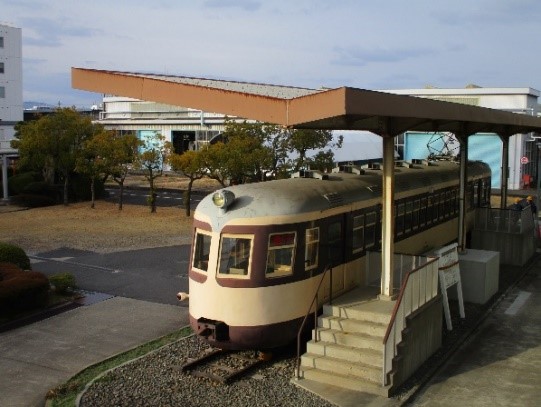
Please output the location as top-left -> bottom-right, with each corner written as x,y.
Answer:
385,86 -> 541,190
97,86 -> 541,190
0,23 -> 23,201
98,96 -> 230,154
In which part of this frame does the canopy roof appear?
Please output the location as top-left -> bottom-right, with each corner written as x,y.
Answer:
72,68 -> 541,137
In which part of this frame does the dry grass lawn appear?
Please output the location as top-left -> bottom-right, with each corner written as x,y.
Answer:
0,174 -> 220,255
0,201 -> 195,255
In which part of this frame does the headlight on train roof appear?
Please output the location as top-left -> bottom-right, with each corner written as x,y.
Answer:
212,189 -> 235,209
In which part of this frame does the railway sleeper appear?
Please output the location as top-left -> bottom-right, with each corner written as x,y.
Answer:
182,349 -> 266,384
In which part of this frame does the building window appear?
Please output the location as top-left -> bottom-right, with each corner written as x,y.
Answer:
0,62 -> 4,74
0,86 -> 5,98
0,37 -> 4,48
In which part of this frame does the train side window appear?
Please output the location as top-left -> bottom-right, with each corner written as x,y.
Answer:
396,202 -> 405,236
305,227 -> 319,270
411,199 -> 420,231
193,230 -> 212,272
266,232 -> 296,277
404,200 -> 414,233
352,215 -> 364,253
218,234 -> 253,277
364,212 -> 377,249
419,197 -> 427,227
328,221 -> 343,265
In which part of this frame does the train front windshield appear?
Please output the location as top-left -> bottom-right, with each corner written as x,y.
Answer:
218,235 -> 253,276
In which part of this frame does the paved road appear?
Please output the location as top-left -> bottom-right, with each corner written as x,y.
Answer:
29,245 -> 191,306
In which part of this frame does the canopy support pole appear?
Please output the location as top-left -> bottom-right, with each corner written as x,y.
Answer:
380,135 -> 395,299
456,134 -> 468,252
500,136 -> 510,208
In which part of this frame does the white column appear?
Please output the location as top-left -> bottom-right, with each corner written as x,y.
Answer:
381,136 -> 395,298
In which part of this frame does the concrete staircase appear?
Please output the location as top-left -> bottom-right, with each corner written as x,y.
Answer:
298,295 -> 396,397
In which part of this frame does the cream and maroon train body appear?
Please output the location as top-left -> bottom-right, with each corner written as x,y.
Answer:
187,160 -> 491,350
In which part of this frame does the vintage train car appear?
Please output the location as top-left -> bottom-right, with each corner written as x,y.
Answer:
186,160 -> 491,350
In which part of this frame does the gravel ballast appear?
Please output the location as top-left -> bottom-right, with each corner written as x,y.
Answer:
79,335 -> 334,407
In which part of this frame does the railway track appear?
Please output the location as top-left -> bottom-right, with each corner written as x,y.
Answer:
181,348 -> 268,384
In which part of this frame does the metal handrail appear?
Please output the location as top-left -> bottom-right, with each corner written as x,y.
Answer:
294,263 -> 333,380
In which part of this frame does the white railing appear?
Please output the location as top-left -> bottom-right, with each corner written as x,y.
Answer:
365,251 -> 439,386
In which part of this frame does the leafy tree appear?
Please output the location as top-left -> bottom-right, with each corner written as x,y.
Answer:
168,150 -> 205,217
223,119 -> 287,180
12,120 -> 55,184
12,108 -> 98,205
87,131 -> 141,210
110,132 -> 142,210
200,119 -> 277,186
287,129 -> 343,171
309,149 -> 336,172
199,142 -> 230,187
75,128 -> 113,208
134,133 -> 171,213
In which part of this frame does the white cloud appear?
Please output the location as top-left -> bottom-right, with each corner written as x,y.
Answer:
2,0 -> 540,106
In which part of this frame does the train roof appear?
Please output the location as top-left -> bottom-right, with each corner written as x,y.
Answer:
194,160 -> 490,225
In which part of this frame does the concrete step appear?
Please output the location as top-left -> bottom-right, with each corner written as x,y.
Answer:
315,327 -> 382,351
323,300 -> 395,325
301,352 -> 382,383
318,315 -> 388,337
306,340 -> 383,368
298,365 -> 391,397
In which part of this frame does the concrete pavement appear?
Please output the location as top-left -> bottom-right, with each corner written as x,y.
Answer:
404,256 -> 541,406
0,296 -> 188,407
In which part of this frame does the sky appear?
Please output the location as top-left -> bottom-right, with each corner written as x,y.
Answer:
3,0 -> 541,109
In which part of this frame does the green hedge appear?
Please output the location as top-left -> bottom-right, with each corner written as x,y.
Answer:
0,242 -> 31,270
0,264 -> 49,317
49,273 -> 77,294
8,171 -> 42,195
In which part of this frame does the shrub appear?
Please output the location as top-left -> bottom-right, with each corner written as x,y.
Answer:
8,171 -> 42,195
0,242 -> 31,270
11,193 -> 57,208
0,265 -> 49,317
49,273 -> 77,294
69,173 -> 105,202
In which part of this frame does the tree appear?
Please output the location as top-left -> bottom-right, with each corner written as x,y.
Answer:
75,128 -> 113,208
12,108 -> 98,205
287,129 -> 343,171
309,149 -> 336,172
100,131 -> 141,210
199,142 -> 230,187
200,119 -> 277,186
134,133 -> 171,213
168,150 -> 205,217
222,118 -> 288,180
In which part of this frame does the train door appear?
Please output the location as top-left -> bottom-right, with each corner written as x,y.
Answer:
328,216 -> 346,294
